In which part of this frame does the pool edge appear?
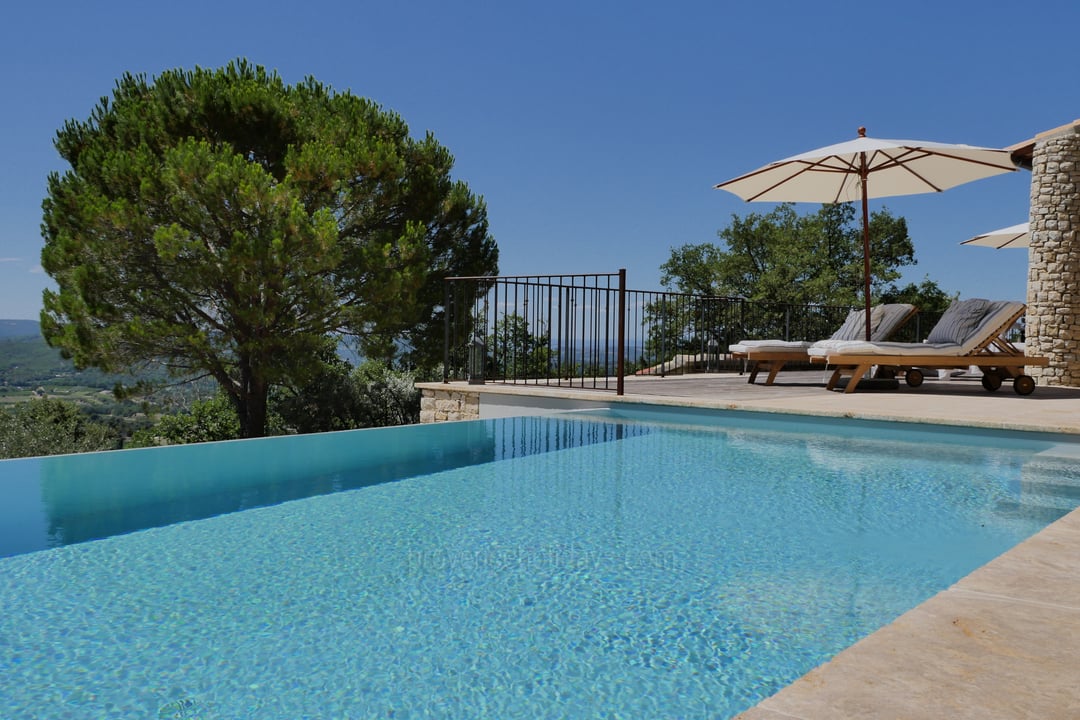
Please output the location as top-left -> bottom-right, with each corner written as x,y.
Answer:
735,504 -> 1080,719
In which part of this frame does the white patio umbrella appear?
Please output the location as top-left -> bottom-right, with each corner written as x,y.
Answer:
960,221 -> 1029,249
715,127 -> 1017,339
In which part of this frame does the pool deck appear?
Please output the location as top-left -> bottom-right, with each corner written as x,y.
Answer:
434,372 -> 1080,719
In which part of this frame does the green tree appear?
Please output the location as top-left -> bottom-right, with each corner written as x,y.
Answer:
40,60 -> 497,439
662,203 -> 915,306
131,354 -> 421,445
879,277 -> 957,341
269,338 -> 364,434
488,314 -> 553,379
641,295 -> 702,361
128,393 -> 243,447
352,360 -> 421,427
268,356 -> 420,433
0,399 -> 119,459
879,277 -> 956,316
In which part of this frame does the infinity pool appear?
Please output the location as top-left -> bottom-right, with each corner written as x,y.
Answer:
2,406 -> 1078,718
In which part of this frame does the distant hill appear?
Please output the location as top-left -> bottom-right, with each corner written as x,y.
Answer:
0,320 -> 41,339
0,325 -> 140,390
0,332 -> 84,387
0,320 -> 362,392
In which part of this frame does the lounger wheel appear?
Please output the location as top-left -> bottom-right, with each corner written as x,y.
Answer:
904,368 -> 924,387
981,371 -> 1003,392
1013,375 -> 1035,396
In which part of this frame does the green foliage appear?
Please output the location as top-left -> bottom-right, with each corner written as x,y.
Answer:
658,244 -> 728,297
273,357 -> 421,431
640,296 -> 693,359
879,277 -> 957,341
128,393 -> 241,446
41,59 -> 497,439
394,187 -> 502,370
352,361 -> 421,427
131,358 -> 420,446
269,336 -> 420,431
651,203 -> 955,350
879,277 -> 957,316
662,203 -> 915,306
0,399 -> 120,459
487,314 -> 553,379
271,343 -> 363,434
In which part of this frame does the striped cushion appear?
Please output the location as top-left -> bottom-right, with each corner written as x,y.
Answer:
926,298 -> 991,345
873,303 -> 915,340
830,305 -> 886,341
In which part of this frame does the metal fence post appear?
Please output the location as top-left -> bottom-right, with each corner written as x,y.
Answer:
617,268 -> 626,395
442,278 -> 450,383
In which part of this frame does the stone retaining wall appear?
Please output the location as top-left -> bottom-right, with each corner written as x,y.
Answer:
1027,124 -> 1080,386
419,388 -> 479,423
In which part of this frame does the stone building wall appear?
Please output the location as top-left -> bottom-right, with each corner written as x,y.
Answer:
1027,125 -> 1080,386
419,388 -> 480,423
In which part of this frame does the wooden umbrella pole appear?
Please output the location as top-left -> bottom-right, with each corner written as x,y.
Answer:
860,155 -> 872,341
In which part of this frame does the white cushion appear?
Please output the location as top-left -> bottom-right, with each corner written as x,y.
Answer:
808,340 -> 963,357
730,340 -> 814,354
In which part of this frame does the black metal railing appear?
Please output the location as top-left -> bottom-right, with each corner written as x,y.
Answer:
444,271 -> 950,394
623,292 -> 860,374
443,272 -> 627,393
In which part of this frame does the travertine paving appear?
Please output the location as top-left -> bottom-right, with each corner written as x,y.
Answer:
618,371 -> 1080,435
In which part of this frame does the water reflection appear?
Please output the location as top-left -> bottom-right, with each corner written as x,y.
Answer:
0,416 -> 647,558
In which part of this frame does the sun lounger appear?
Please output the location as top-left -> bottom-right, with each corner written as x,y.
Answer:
808,299 -> 1048,395
730,303 -> 917,385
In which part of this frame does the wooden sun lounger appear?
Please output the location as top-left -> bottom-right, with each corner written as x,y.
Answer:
742,349 -> 819,385
816,305 -> 1049,395
733,304 -> 918,385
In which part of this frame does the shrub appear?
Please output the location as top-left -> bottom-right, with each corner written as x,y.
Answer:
0,398 -> 120,459
128,394 -> 241,446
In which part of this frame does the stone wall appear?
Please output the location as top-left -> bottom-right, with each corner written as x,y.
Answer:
1027,125 -> 1080,385
419,388 -> 479,423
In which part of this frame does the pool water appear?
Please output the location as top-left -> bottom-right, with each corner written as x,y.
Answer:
1,407 -> 1079,719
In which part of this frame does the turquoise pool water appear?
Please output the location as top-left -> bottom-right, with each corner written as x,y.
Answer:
2,407 -> 1079,718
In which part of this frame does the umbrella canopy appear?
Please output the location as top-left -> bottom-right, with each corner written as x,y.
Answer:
715,127 -> 1017,339
960,221 -> 1029,249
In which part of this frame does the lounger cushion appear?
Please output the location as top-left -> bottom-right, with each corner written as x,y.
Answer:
808,340 -> 963,357
730,340 -> 813,354
874,303 -> 916,339
925,298 -> 992,344
808,301 -> 1026,358
830,306 -> 885,341
734,303 -> 914,355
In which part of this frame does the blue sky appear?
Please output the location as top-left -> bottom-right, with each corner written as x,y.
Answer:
1,0 -> 1075,320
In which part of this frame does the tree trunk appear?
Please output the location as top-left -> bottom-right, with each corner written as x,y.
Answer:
236,359 -> 269,439
240,381 -> 268,438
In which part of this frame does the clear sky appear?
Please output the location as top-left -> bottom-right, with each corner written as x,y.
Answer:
1,0 -> 1075,320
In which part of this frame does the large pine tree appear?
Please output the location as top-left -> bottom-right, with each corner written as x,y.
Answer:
41,60 -> 497,437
